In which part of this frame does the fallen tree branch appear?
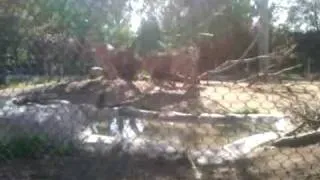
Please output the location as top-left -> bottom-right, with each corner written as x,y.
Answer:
238,33 -> 259,60
198,54 -> 273,80
211,35 -> 259,73
198,44 -> 297,81
272,129 -> 320,147
237,64 -> 303,85
115,106 -> 286,127
283,122 -> 307,136
270,64 -> 303,76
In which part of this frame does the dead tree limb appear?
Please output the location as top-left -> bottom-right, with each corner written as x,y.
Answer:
114,106 -> 284,126
198,45 -> 296,81
198,55 -> 272,80
211,33 -> 259,74
239,33 -> 259,61
283,122 -> 307,136
272,129 -> 320,147
237,64 -> 303,86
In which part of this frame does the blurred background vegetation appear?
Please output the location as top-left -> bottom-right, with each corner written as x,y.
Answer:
0,0 -> 320,83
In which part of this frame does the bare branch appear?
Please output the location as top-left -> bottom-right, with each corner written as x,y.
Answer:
270,64 -> 302,76
238,33 -> 259,60
272,129 -> 320,147
237,64 -> 303,84
115,106 -> 284,125
198,44 -> 297,80
283,122 -> 307,136
198,46 -> 298,79
198,54 -> 273,79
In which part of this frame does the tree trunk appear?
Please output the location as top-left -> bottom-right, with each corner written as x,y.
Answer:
257,0 -> 270,73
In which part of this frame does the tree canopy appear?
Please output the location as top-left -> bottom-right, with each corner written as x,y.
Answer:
1,0 -> 320,76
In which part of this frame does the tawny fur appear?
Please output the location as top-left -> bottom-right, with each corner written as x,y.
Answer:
91,43 -> 140,81
140,44 -> 200,89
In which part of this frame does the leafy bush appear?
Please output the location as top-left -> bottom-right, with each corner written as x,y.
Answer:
0,134 -> 75,161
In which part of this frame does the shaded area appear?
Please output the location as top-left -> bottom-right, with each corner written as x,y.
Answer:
11,78 -> 141,107
131,90 -> 212,114
1,144 -> 320,180
3,77 -> 320,115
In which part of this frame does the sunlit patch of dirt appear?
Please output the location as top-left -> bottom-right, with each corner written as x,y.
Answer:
132,80 -> 320,115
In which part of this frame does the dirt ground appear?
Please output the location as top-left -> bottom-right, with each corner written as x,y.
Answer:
132,80 -> 320,115
1,78 -> 319,114
1,79 -> 320,179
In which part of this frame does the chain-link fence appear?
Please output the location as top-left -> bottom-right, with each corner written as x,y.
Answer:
1,0 -> 320,180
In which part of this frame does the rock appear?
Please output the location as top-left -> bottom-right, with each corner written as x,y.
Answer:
0,100 -> 145,148
0,99 -> 293,166
81,131 -> 281,166
0,100 -> 99,146
13,78 -> 141,108
12,92 -> 58,105
192,132 -> 280,165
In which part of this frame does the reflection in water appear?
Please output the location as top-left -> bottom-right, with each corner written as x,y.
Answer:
109,117 -> 145,139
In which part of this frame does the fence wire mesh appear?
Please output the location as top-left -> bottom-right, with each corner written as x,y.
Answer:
1,0 -> 320,180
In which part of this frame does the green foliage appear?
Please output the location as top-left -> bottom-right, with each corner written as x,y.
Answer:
0,0 -> 136,75
0,134 -> 75,161
0,0 -> 316,76
293,31 -> 320,72
134,16 -> 163,55
287,0 -> 320,31
233,107 -> 260,114
141,0 -> 256,48
0,76 -> 60,89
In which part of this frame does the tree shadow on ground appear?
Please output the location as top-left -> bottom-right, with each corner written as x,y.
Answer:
1,143 -> 320,179
131,85 -> 223,114
0,153 -> 257,180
